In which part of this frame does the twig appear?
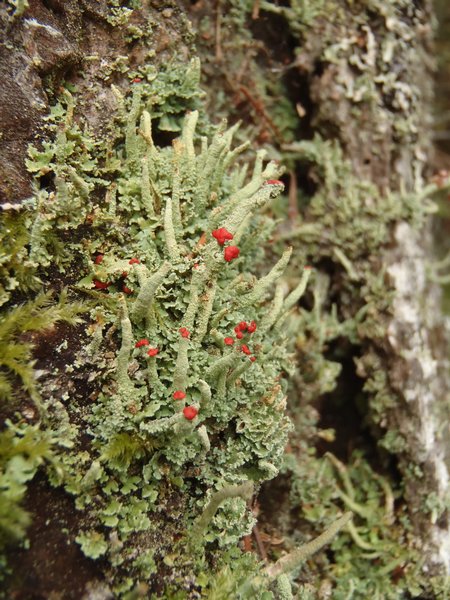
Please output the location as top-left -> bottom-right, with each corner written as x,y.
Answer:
215,0 -> 223,62
252,0 -> 260,19
288,170 -> 299,222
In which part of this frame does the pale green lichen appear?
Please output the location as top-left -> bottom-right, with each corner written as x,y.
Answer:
190,3 -> 447,596
0,423 -> 54,551
280,448 -> 449,597
189,481 -> 254,547
3,68 -> 320,595
75,530 -> 108,559
266,511 -> 353,580
2,1 -> 443,593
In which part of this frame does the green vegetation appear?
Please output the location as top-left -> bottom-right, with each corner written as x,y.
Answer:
1,0 -> 448,597
0,291 -> 86,405
1,67 -> 321,595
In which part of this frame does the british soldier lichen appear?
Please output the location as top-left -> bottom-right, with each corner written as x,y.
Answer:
8,68 -> 315,596
3,1 -> 443,592
187,2 -> 450,597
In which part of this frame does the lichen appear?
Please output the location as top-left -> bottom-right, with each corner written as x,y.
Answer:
186,1 -> 448,595
0,65 -> 318,595
2,0 -> 448,596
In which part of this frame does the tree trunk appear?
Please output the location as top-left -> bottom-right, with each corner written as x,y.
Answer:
1,1 -> 449,598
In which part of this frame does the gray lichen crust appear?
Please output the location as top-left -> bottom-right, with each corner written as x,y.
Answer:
387,222 -> 450,571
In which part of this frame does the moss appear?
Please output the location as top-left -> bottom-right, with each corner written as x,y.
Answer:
0,211 -> 41,306
0,290 -> 86,406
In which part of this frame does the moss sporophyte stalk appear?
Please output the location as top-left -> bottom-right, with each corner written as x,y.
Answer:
3,75 -> 328,596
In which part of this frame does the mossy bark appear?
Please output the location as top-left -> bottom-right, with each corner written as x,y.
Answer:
1,1 -> 449,598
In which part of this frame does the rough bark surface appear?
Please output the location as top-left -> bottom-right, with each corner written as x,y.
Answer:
1,1 -> 449,598
387,222 -> 450,571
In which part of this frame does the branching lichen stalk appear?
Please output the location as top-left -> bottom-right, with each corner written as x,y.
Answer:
130,262 -> 171,324
265,512 -> 353,579
189,481 -> 254,545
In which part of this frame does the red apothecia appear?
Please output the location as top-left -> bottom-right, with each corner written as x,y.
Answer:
183,406 -> 198,420
224,246 -> 240,262
135,339 -> 149,348
212,228 -> 233,246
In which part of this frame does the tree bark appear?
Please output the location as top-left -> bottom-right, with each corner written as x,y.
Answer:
1,1 -> 449,597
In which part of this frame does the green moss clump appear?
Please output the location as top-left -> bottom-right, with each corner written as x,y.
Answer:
0,211 -> 41,306
0,291 -> 86,405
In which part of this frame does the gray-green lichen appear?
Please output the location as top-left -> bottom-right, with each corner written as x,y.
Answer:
0,63 -> 317,596
1,0 -> 449,597
188,0 -> 449,595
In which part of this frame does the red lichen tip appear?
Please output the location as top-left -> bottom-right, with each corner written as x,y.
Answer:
94,254 -> 104,265
247,321 -> 257,334
93,279 -> 109,290
173,390 -> 186,400
129,257 -> 140,265
122,285 -> 133,294
238,321 -> 248,331
135,339 -> 150,348
147,348 -> 159,357
241,344 -> 251,355
250,356 -> 256,362
265,179 -> 284,186
224,246 -> 240,262
212,227 -> 233,246
183,406 -> 198,421
179,327 -> 190,339
235,331 -> 243,340
132,77 -> 142,83
224,337 -> 235,346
